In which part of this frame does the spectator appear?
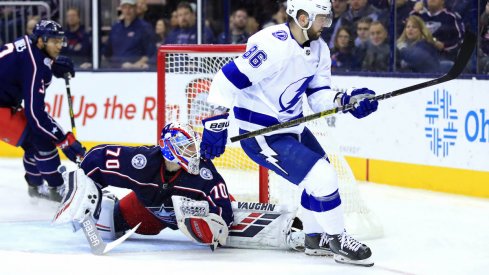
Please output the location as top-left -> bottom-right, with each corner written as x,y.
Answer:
262,1 -> 287,28
103,0 -> 155,69
411,0 -> 464,61
394,0 -> 416,36
170,10 -> 179,29
330,26 -> 359,72
322,0 -> 349,47
354,17 -> 373,49
340,0 -> 382,28
136,0 -> 148,20
217,8 -> 249,44
26,16 -> 40,36
62,8 -> 92,69
397,15 -> 440,73
166,2 -> 215,44
246,16 -> 260,36
362,21 -> 390,72
155,18 -> 169,48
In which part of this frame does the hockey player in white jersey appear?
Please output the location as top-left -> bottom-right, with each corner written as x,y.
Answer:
201,0 -> 379,267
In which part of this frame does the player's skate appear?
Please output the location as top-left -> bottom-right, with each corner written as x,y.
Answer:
304,233 -> 333,256
48,184 -> 66,202
27,182 -> 51,200
327,231 -> 373,267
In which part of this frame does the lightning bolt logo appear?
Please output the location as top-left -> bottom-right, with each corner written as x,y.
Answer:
259,144 -> 288,175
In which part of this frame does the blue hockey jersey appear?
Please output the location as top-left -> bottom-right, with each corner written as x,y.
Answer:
0,35 -> 66,142
80,144 -> 234,229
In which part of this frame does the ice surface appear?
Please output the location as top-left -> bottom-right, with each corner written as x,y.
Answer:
1,158 -> 488,275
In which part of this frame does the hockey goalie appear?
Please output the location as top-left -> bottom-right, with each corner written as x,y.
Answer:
52,122 -> 304,253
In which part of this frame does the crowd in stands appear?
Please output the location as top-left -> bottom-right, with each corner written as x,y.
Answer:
2,0 -> 487,74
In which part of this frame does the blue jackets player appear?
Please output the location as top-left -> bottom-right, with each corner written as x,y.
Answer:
201,0 -> 379,267
56,123 -> 233,248
0,20 -> 86,202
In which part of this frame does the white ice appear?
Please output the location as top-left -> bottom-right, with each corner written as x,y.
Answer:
1,157 -> 489,275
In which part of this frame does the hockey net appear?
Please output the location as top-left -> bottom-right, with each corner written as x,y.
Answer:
157,45 -> 383,240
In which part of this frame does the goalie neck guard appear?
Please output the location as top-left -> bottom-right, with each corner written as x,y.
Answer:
159,123 -> 201,175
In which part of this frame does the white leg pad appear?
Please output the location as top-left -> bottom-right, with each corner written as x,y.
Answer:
299,158 -> 338,197
96,193 -> 119,240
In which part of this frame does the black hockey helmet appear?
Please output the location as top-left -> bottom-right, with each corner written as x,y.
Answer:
31,20 -> 67,46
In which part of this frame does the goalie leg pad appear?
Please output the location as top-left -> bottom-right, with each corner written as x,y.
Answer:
95,192 -> 123,240
53,168 -> 102,225
226,201 -> 303,250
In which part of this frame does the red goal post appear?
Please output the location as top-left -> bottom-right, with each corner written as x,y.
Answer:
157,44 -> 269,202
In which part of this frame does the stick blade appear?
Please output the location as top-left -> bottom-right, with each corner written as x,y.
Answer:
102,222 -> 142,254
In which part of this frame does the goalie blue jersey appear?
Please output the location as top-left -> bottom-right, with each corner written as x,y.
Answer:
0,35 -> 66,142
80,144 -> 234,229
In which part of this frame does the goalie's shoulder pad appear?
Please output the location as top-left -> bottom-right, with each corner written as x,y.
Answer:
196,159 -> 222,181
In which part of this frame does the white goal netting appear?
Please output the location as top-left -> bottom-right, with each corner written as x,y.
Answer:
158,45 -> 383,240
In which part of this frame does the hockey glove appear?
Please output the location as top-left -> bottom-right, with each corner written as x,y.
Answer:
56,132 -> 86,163
201,113 -> 229,159
339,88 -> 379,119
52,55 -> 75,78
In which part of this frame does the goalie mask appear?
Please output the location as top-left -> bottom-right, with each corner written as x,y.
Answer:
159,123 -> 201,175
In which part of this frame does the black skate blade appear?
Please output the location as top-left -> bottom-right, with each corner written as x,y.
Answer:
333,254 -> 374,267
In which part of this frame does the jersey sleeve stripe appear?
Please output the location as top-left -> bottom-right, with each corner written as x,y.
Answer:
234,106 -> 303,127
87,167 -> 159,188
306,86 -> 331,97
25,36 -> 58,140
222,61 -> 252,89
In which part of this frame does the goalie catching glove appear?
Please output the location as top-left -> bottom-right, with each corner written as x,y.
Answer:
172,196 -> 229,251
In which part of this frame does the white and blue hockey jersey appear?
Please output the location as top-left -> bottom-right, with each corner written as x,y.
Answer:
208,23 -> 338,135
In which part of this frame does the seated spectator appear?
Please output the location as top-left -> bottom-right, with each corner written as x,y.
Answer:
262,1 -> 287,28
166,2 -> 214,44
103,0 -> 155,69
322,0 -> 349,47
340,0 -> 382,28
411,0 -> 464,61
354,17 -> 372,49
155,18 -> 169,48
394,0 -> 416,36
397,15 -> 440,73
26,16 -> 40,36
330,26 -> 360,72
362,21 -> 390,72
246,16 -> 260,36
62,8 -> 92,69
170,10 -> 179,29
217,8 -> 249,44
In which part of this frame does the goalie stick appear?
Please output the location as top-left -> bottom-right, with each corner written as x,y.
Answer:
77,213 -> 141,255
230,31 -> 477,143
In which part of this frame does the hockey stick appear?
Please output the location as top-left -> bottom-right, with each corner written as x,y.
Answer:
230,31 -> 477,143
63,73 -> 77,137
78,213 -> 141,255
